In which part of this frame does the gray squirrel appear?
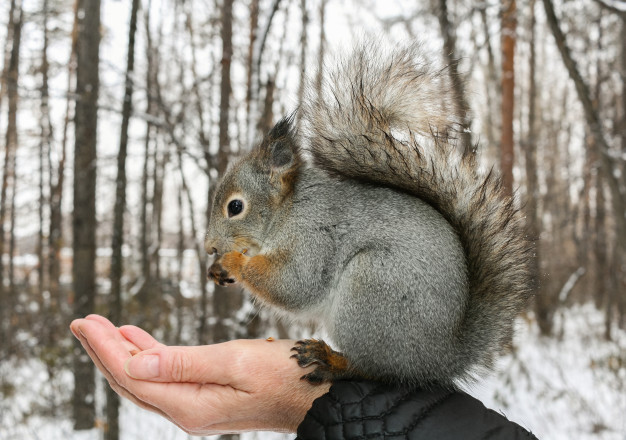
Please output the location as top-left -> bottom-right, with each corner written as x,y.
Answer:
205,42 -> 533,387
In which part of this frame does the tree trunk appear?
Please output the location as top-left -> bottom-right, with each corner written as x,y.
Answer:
175,152 -> 210,345
184,2 -> 212,161
212,0 -> 244,352
297,0 -> 308,108
591,18 -> 608,313
479,6 -> 500,158
614,13 -> 626,328
183,5 -> 214,342
246,0 -> 282,148
152,142 -> 165,293
138,122 -> 152,304
174,185 -> 185,345
436,0 -> 472,153
524,0 -> 548,335
72,0 -> 101,429
199,197 -> 210,344
8,145 -> 17,297
218,0 -> 233,175
0,0 -> 16,108
0,0 -> 22,353
500,0 -> 516,197
106,0 -> 139,437
315,0 -> 326,96
258,77 -> 275,134
137,0 -> 156,307
48,0 -> 77,310
246,0 -> 259,126
38,0 -> 52,296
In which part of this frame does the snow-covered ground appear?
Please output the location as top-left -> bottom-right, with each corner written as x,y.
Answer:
471,303 -> 626,440
1,303 -> 625,440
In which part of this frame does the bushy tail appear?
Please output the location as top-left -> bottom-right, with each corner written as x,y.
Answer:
300,41 -> 533,380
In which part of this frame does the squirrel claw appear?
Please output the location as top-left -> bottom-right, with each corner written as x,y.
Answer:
208,262 -> 236,286
299,371 -> 327,385
218,277 -> 235,286
290,339 -> 357,385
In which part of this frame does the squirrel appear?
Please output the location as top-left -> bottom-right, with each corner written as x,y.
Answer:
205,41 -> 533,388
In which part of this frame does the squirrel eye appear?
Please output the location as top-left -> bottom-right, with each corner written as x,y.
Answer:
227,199 -> 244,217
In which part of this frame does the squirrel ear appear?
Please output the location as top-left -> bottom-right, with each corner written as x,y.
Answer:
269,139 -> 295,171
266,116 -> 300,173
263,117 -> 301,193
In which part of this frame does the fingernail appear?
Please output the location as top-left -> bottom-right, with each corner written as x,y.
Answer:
125,354 -> 160,379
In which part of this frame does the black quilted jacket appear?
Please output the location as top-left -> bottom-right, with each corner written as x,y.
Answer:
296,381 -> 538,440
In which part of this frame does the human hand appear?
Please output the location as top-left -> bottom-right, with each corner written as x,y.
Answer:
70,315 -> 330,435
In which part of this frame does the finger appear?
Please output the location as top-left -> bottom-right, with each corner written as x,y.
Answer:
72,319 -> 232,432
119,325 -> 165,351
76,320 -> 227,417
124,343 -> 241,386
75,315 -> 142,355
84,314 -> 118,328
74,320 -> 194,431
71,320 -> 166,417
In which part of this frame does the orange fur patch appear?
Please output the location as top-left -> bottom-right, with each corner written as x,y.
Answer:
219,251 -> 250,280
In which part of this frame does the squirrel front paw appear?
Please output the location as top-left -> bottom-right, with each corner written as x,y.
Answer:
208,261 -> 236,286
208,251 -> 249,286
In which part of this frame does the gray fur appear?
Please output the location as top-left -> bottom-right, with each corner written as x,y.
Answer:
206,41 -> 533,387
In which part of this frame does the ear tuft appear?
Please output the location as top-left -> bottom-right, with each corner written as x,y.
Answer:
264,116 -> 300,171
258,115 -> 302,195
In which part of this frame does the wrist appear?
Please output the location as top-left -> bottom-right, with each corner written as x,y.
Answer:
258,339 -> 331,433
280,381 -> 331,432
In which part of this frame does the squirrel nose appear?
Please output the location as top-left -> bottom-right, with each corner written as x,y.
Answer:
204,237 -> 220,256
205,244 -> 219,256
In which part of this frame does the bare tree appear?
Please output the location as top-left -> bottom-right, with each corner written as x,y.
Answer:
71,0 -> 101,429
106,0 -> 140,437
48,0 -> 78,309
37,0 -> 54,296
137,0 -> 157,309
436,0 -> 472,153
523,0 -> 548,334
218,0 -> 233,175
297,0 -> 308,108
0,0 -> 16,108
500,0 -> 516,197
315,0 -> 326,96
0,0 -> 22,352
478,5 -> 500,156
593,0 -> 626,333
246,0 -> 282,147
246,0 -> 260,123
211,0 -> 244,348
258,77 -> 275,133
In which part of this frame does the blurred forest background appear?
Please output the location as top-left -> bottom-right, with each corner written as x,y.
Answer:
0,0 -> 625,438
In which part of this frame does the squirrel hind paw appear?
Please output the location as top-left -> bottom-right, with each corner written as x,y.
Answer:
290,339 -> 362,385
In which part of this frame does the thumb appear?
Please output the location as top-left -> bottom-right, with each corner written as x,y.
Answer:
124,352 -> 161,380
123,344 -> 237,385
